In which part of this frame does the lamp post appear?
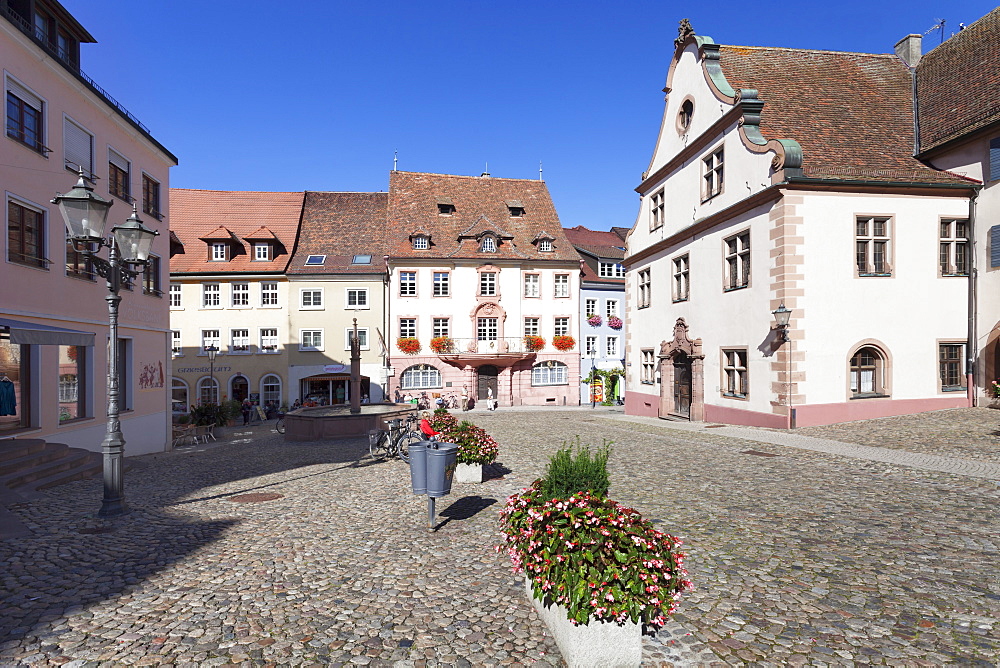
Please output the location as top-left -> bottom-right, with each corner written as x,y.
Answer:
53,170 -> 159,518
590,347 -> 597,409
772,303 -> 792,342
205,345 -> 219,404
772,302 -> 794,429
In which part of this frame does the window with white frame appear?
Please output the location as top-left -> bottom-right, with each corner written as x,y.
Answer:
253,243 -> 270,261
400,271 -> 416,296
171,330 -> 181,356
261,374 -> 281,404
64,117 -> 93,177
722,349 -> 748,398
524,274 -> 540,297
606,336 -> 619,357
345,328 -> 369,350
641,349 -> 656,384
856,216 -> 891,276
198,377 -> 219,405
850,346 -> 888,397
400,364 -> 442,389
480,272 -> 497,296
939,343 -> 966,392
300,330 -> 323,351
201,330 -> 220,353
433,318 -> 450,338
433,272 -> 450,296
261,282 -> 278,306
554,274 -> 569,297
300,289 -> 323,309
598,261 -> 625,278
346,288 -> 368,309
230,329 -> 250,353
585,336 -> 597,355
539,239 -> 553,252
532,361 -> 568,386
524,317 -> 540,336
477,318 -> 498,342
203,284 -> 220,307
259,328 -> 278,353
169,284 -> 182,308
412,236 -> 429,250
724,232 -> 750,290
650,189 -> 664,230
399,318 -> 416,338
231,283 -> 249,307
940,219 -> 969,276
606,299 -> 619,318
210,242 -> 227,261
585,299 -> 598,317
554,317 -> 569,336
673,254 -> 689,302
481,236 -> 497,253
703,147 -> 724,200
638,269 -> 651,308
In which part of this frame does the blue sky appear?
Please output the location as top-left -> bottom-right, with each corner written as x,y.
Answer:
64,1 -> 998,231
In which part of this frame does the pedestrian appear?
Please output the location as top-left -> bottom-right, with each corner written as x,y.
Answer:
394,388 -> 403,403
335,384 -> 346,404
461,385 -> 469,411
486,386 -> 494,411
419,410 -> 441,441
291,398 -> 302,410
241,398 -> 252,425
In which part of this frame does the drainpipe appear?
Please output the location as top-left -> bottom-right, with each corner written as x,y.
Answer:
384,255 -> 391,401
967,190 -> 979,406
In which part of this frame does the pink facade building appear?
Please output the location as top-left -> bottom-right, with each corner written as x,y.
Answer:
1,0 -> 176,454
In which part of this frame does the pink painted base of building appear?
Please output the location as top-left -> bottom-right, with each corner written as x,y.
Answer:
626,390 -> 970,428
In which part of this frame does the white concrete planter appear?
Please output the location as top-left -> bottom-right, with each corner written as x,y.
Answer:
524,578 -> 641,667
455,462 -> 483,483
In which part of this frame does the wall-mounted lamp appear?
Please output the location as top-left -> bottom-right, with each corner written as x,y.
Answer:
772,303 -> 792,343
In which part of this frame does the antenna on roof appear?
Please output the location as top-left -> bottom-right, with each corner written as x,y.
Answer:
393,149 -> 398,172
539,161 -> 543,181
925,18 -> 946,44
481,162 -> 490,178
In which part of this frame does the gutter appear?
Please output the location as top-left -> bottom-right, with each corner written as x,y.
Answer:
968,190 -> 980,406
784,176 -> 975,190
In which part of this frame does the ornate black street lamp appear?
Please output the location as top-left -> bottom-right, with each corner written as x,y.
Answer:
205,345 -> 219,404
53,170 -> 158,518
772,303 -> 792,343
590,347 -> 597,409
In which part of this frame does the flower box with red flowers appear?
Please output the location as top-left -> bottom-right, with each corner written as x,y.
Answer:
429,336 -> 455,354
396,337 -> 421,355
523,334 -> 545,352
552,335 -> 576,352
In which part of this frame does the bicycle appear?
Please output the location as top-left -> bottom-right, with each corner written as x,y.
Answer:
369,414 -> 421,462
274,412 -> 285,434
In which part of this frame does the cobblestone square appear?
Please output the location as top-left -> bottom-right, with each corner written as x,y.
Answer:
1,407 -> 999,666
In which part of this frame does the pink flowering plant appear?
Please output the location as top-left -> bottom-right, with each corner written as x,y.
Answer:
587,314 -> 603,327
607,316 -> 623,330
431,410 -> 498,465
992,380 -> 1000,398
498,442 -> 691,627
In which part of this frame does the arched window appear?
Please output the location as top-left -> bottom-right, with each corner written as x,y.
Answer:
171,377 -> 188,410
850,346 -> 888,397
532,361 -> 568,386
261,374 -> 282,405
481,236 -> 497,253
400,364 -> 442,390
198,377 -> 219,404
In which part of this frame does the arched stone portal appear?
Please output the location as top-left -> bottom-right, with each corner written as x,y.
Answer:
658,318 -> 705,421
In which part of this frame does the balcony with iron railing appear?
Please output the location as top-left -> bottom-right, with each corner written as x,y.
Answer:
432,337 -> 545,356
2,5 -> 152,136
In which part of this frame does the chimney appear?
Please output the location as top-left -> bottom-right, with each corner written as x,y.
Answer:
894,34 -> 922,68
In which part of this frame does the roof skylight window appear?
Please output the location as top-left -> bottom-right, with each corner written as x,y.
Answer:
352,254 -> 372,264
305,255 -> 326,265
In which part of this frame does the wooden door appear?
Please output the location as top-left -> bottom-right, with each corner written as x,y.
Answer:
477,365 -> 499,401
672,355 -> 692,419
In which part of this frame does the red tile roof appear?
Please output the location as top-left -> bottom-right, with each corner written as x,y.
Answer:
563,225 -> 627,284
916,7 -> 1000,154
387,171 -> 578,262
718,46 -> 971,185
169,189 -> 304,274
287,192 -> 388,275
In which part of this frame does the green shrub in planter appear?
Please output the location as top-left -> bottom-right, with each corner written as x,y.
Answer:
430,410 -> 498,465
540,438 -> 611,500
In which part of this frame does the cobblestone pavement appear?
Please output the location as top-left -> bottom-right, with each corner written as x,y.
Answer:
1,408 -> 998,667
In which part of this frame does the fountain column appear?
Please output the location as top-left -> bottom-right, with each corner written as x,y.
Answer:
350,318 -> 362,415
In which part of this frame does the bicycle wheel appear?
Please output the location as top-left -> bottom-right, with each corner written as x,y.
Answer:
370,431 -> 391,460
395,430 -> 422,463
275,418 -> 285,434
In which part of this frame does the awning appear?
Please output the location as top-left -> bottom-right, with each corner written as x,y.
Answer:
0,317 -> 95,347
303,373 -> 369,382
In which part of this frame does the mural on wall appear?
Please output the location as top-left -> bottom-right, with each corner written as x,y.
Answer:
139,360 -> 165,390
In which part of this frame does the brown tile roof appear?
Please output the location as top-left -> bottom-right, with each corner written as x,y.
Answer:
718,46 -> 971,185
916,7 -> 1000,154
287,192 -> 388,275
387,171 -> 578,262
169,189 -> 304,274
563,225 -> 627,284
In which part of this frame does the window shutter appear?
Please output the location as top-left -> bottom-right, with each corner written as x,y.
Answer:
6,77 -> 42,110
64,119 -> 93,174
991,226 -> 1000,268
109,148 -> 129,172
990,137 -> 1000,182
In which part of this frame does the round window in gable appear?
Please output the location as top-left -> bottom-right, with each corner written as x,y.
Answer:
677,99 -> 694,133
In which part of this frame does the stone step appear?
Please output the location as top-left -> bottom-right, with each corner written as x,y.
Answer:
0,438 -> 48,463
1,447 -> 98,490
0,442 -> 70,476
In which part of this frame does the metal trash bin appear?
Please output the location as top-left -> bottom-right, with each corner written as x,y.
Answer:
408,440 -> 430,495
425,441 -> 459,498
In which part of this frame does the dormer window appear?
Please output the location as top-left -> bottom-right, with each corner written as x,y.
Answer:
412,236 -> 429,250
481,236 -> 497,253
539,239 -> 552,252
210,242 -> 228,261
253,242 -> 271,261
506,200 -> 525,217
436,196 -> 455,215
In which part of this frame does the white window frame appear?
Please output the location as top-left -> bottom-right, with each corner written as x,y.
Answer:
231,282 -> 249,308
606,336 -> 619,357
433,318 -> 450,338
300,329 -> 324,351
605,299 -> 619,318
171,330 -> 181,357
554,317 -> 569,336
641,349 -> 656,384
253,242 -> 270,261
261,374 -> 282,405
202,283 -> 221,308
259,328 -> 279,353
724,232 -> 750,291
201,330 -> 220,354
169,284 -> 182,309
638,269 -> 651,308
532,362 -> 568,386
598,261 -> 625,278
524,274 -> 540,298
261,282 -> 279,307
524,317 -> 540,336
400,365 -> 442,390
399,271 -> 417,296
210,242 -> 227,261
399,318 -> 417,338
554,274 -> 569,298
481,236 -> 497,253
722,349 -> 748,399
346,288 -> 369,309
230,328 -> 250,354
433,271 -> 450,296
412,236 -> 429,250
650,189 -> 664,230
585,299 -> 598,317
585,336 -> 598,355
703,147 -> 724,201
300,288 -> 324,310
673,254 -> 689,302
345,327 -> 370,350
480,272 -> 497,297
539,239 -> 553,252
